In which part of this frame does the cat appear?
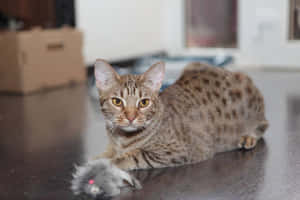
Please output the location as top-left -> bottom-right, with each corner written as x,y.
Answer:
71,59 -> 268,198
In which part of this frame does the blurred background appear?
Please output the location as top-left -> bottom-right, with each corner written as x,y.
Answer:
1,1 -> 300,199
0,0 -> 300,93
1,0 -> 300,94
0,1 -> 299,63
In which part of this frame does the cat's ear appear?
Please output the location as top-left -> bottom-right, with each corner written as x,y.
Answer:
142,62 -> 165,92
94,59 -> 120,91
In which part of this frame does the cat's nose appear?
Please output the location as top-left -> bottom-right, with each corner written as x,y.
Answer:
125,110 -> 137,122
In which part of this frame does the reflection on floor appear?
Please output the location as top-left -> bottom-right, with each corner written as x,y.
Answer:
1,71 -> 300,200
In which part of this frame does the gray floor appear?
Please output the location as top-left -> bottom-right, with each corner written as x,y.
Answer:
0,70 -> 300,200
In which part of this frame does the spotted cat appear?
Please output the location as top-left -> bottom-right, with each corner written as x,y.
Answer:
71,60 -> 268,197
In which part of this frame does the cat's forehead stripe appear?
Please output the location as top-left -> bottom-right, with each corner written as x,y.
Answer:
118,74 -> 143,97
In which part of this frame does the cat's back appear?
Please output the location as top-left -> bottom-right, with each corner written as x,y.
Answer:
160,62 -> 266,124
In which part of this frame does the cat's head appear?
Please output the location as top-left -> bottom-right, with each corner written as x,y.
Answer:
94,59 -> 165,133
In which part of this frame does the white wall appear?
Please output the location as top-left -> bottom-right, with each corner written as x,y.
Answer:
76,0 -> 165,64
164,0 -> 300,68
162,0 -> 185,52
238,0 -> 300,67
77,0 -> 300,67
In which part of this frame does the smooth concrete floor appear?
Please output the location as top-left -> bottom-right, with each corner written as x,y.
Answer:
1,71 -> 300,200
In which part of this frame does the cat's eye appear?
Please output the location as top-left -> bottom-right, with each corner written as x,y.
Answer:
139,99 -> 150,108
112,98 -> 123,107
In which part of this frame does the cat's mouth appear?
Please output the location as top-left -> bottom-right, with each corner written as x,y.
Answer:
113,119 -> 149,134
117,120 -> 146,133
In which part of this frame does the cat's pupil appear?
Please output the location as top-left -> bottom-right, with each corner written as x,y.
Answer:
139,99 -> 149,108
112,98 -> 122,106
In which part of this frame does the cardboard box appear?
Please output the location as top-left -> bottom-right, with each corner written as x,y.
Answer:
0,27 -> 86,94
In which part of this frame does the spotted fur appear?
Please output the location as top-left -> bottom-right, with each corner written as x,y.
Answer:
94,60 -> 269,168
74,60 -> 269,197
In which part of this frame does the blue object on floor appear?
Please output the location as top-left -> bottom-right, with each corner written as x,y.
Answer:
157,55 -> 233,67
134,55 -> 233,69
113,55 -> 234,92
142,55 -> 233,92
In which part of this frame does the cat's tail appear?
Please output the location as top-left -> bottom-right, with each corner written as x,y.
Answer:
255,120 -> 269,138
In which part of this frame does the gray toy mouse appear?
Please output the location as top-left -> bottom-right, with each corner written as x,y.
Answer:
71,159 -> 141,198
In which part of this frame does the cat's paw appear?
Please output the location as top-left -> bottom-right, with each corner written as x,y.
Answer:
238,135 -> 257,149
71,159 -> 142,198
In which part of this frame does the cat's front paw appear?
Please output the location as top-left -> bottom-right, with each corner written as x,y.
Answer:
71,159 -> 141,198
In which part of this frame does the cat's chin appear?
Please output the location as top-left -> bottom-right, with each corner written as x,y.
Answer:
120,126 -> 139,132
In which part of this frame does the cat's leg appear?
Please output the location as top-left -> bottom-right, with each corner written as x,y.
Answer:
238,135 -> 258,149
112,149 -> 161,170
72,150 -> 155,198
238,120 -> 269,150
